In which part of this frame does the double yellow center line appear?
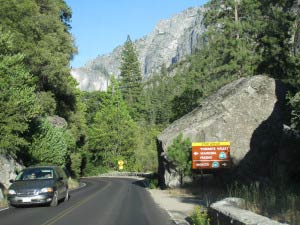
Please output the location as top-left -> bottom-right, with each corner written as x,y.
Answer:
42,182 -> 111,225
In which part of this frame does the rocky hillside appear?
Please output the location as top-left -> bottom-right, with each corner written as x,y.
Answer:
71,6 -> 206,91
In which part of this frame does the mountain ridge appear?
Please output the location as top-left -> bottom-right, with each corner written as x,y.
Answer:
71,6 -> 206,91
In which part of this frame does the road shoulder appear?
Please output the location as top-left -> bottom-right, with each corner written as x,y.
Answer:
148,188 -> 201,225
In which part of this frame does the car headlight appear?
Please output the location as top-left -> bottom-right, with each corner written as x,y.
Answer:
8,189 -> 16,195
40,187 -> 54,193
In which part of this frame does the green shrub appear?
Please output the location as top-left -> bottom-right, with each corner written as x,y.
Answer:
190,206 -> 210,225
82,159 -> 110,177
29,119 -> 73,166
70,152 -> 82,178
148,178 -> 159,189
167,133 -> 191,186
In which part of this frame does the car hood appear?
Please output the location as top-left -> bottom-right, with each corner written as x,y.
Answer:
9,179 -> 56,191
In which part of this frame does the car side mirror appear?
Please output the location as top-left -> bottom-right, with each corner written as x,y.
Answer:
9,179 -> 15,183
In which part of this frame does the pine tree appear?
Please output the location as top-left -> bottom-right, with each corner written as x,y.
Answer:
143,71 -> 173,126
88,78 -> 137,169
257,0 -> 297,79
119,35 -> 144,120
167,133 -> 192,187
0,0 -> 77,119
0,0 -> 88,167
203,0 -> 264,79
0,29 -> 39,157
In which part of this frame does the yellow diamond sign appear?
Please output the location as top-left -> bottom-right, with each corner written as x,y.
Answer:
118,160 -> 124,170
118,160 -> 124,166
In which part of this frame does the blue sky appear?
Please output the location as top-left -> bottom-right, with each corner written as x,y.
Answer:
66,0 -> 208,68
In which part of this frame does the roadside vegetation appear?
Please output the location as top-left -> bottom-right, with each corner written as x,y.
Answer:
228,181 -> 300,225
167,132 -> 300,224
166,175 -> 300,224
67,178 -> 80,190
167,134 -> 192,187
1,3 -> 300,224
190,206 -> 211,225
0,198 -> 8,209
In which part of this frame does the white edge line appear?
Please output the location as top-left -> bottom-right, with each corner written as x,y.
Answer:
70,182 -> 86,192
0,207 -> 9,212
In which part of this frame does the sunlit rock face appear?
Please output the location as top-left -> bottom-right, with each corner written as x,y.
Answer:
71,68 -> 110,91
157,75 -> 287,187
71,6 -> 206,91
0,155 -> 23,189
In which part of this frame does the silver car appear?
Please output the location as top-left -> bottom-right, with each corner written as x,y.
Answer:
7,166 -> 69,207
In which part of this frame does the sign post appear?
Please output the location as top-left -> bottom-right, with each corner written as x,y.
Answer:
192,142 -> 231,170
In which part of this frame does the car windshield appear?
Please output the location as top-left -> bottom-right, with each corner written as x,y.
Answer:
15,168 -> 54,181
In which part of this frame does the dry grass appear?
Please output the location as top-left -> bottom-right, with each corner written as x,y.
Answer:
227,181 -> 300,225
167,174 -> 227,206
0,199 -> 8,208
167,175 -> 300,224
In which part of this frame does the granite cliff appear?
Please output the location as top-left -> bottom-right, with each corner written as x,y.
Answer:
71,6 -> 205,91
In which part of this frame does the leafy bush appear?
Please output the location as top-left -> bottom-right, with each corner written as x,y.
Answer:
70,152 -> 82,178
29,119 -> 73,167
147,178 -> 159,189
134,123 -> 159,172
167,133 -> 192,186
36,92 -> 57,116
0,29 -> 39,157
190,206 -> 210,225
289,92 -> 300,130
81,153 -> 110,176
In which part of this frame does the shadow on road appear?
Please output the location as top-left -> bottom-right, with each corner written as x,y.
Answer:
132,179 -> 148,188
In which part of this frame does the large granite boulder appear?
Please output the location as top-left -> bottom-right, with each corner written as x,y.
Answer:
157,75 -> 286,187
47,115 -> 67,128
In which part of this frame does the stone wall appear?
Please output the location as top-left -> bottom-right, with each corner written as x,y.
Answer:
208,198 -> 288,225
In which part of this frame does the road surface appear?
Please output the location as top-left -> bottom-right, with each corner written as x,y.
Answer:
0,177 -> 174,225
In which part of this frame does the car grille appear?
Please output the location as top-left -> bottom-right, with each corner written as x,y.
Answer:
17,190 -> 39,196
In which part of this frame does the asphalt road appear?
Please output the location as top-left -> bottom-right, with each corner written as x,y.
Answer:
0,177 -> 174,225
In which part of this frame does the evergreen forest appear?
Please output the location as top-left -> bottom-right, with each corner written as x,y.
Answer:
1,0 -> 300,179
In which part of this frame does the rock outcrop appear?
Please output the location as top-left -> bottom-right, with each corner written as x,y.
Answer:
0,155 -> 23,190
157,75 -> 287,187
47,115 -> 67,128
71,6 -> 206,91
71,67 -> 110,92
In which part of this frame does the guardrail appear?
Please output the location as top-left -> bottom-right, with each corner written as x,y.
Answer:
99,172 -> 154,178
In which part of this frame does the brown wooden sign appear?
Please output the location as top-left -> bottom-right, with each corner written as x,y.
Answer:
192,142 -> 231,169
